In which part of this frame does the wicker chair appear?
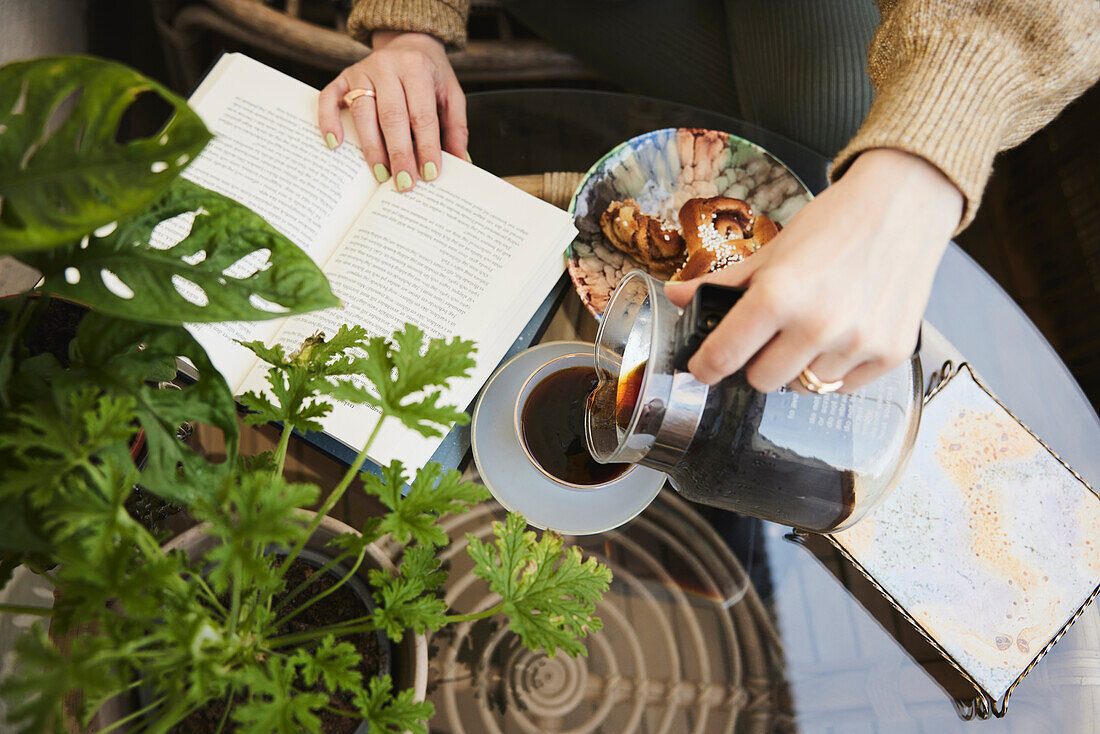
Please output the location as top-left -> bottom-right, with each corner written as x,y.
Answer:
151,0 -> 600,93
956,82 -> 1100,413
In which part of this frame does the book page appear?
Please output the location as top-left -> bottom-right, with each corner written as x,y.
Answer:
179,53 -> 379,389
239,152 -> 575,467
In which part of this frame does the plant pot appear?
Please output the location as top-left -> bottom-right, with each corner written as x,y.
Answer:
58,512 -> 427,733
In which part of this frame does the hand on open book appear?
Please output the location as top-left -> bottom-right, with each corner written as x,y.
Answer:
319,30 -> 467,192
664,149 -> 963,392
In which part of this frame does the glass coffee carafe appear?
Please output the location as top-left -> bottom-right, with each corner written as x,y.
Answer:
585,270 -> 923,533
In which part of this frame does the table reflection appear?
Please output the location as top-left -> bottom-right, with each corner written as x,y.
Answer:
461,88 -> 1100,733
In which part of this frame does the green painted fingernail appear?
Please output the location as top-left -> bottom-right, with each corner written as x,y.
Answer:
395,170 -> 413,190
422,161 -> 438,181
325,132 -> 337,149
465,151 -> 472,163
373,163 -> 390,183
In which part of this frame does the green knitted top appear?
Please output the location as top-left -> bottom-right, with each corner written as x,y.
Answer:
348,0 -> 1100,230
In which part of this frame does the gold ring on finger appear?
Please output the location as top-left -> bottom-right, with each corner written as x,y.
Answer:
798,367 -> 843,394
342,88 -> 376,107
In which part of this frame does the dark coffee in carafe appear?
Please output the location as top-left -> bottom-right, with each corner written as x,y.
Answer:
585,271 -> 921,533
665,374 -> 858,531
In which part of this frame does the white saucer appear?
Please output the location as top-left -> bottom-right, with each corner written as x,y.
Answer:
471,340 -> 667,535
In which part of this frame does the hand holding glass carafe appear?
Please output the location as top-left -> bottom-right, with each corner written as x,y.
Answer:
475,269 -> 922,534
584,270 -> 923,533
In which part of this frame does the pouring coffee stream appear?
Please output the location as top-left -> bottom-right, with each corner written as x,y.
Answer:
584,270 -> 923,533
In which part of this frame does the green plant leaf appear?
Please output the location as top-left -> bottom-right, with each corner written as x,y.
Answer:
326,519 -> 382,556
0,387 -> 137,503
0,625 -> 125,734
23,179 -> 337,323
0,56 -> 210,252
232,658 -> 326,734
352,674 -> 433,734
0,625 -> 75,734
36,449 -> 195,632
367,545 -> 448,642
238,326 -> 371,433
357,324 -> 476,437
289,634 -> 362,694
467,513 -> 612,658
59,312 -> 239,503
0,551 -> 28,589
241,324 -> 475,439
361,461 -> 488,548
193,470 -> 318,595
390,325 -> 478,400
0,311 -> 236,548
122,597 -> 241,708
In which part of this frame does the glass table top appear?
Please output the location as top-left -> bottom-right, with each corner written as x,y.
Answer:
3,89 -> 1096,734
443,88 -> 1100,734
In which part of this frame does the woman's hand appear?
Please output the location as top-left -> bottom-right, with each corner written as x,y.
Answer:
318,30 -> 467,191
664,148 -> 964,392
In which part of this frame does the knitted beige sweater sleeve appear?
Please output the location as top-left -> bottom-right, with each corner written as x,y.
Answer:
347,0 -> 471,49
832,0 -> 1100,230
347,0 -> 1099,228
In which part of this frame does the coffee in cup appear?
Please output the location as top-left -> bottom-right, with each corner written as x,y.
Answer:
515,354 -> 632,488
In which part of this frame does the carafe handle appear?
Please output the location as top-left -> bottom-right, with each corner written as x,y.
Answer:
673,283 -> 746,371
672,284 -> 923,372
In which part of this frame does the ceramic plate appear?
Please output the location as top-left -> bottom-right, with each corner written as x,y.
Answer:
567,127 -> 813,317
471,341 -> 667,535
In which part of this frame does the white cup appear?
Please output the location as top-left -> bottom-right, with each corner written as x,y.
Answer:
513,352 -> 635,491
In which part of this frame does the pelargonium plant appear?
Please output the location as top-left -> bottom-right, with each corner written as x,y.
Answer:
0,55 -> 612,734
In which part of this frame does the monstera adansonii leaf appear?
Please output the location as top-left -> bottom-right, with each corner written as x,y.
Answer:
24,179 -> 338,323
0,56 -> 211,253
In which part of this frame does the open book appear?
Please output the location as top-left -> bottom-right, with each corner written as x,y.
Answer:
178,53 -> 576,469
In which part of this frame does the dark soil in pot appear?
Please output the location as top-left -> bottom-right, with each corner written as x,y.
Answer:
168,551 -> 392,734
